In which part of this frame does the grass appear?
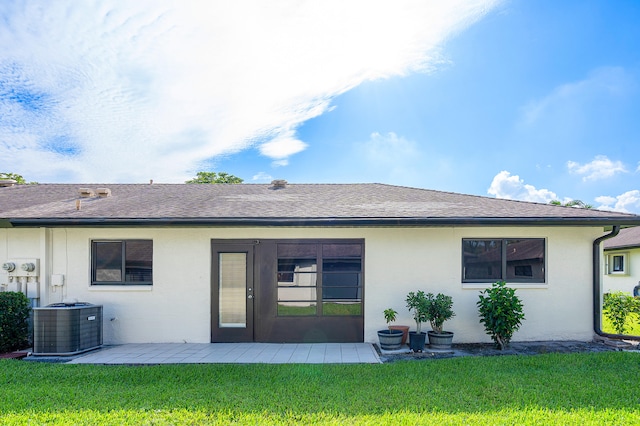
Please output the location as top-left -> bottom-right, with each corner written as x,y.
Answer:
1,352 -> 639,424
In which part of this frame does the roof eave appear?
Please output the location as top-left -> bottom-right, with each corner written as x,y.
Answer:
604,244 -> 640,251
5,216 -> 640,228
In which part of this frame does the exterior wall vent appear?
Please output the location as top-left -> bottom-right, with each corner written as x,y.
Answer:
96,188 -> 112,197
271,180 -> 288,189
0,179 -> 17,187
78,188 -> 95,198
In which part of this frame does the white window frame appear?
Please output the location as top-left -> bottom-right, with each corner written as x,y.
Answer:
606,252 -> 629,275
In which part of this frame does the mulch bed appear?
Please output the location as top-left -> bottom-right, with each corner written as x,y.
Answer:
377,339 -> 638,363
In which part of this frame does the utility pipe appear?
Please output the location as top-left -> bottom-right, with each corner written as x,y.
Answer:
593,225 -> 640,341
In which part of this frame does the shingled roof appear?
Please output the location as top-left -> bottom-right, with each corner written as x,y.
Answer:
603,226 -> 640,250
1,182 -> 639,227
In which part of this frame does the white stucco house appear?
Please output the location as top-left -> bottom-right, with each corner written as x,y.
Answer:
1,180 -> 639,346
603,226 -> 640,296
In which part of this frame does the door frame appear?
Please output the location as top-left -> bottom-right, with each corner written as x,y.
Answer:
211,238 -> 365,343
210,240 -> 256,342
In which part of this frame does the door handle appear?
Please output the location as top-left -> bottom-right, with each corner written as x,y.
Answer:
248,295 -> 253,299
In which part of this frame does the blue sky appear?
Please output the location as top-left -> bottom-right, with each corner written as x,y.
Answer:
1,1 -> 639,213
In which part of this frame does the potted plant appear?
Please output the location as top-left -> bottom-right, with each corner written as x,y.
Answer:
406,291 -> 429,352
377,308 -> 404,351
384,307 -> 410,345
389,323 -> 410,346
424,292 -> 455,349
477,281 -> 525,350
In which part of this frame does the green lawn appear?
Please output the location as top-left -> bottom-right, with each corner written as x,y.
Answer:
1,352 -> 639,425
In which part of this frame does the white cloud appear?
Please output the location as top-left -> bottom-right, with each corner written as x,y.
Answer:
258,132 -> 308,161
567,155 -> 627,181
488,171 -> 557,203
596,190 -> 640,213
0,0 -> 500,183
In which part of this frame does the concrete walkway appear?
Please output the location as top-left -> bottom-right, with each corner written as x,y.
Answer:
61,342 -> 381,365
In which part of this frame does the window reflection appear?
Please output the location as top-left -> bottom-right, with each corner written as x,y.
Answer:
276,242 -> 363,317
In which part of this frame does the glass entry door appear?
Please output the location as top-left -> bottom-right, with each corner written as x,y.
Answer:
211,243 -> 254,342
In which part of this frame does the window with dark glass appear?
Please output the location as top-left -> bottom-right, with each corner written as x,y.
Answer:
92,240 -> 153,285
608,253 -> 627,274
612,255 -> 624,272
462,238 -> 545,283
277,241 -> 363,316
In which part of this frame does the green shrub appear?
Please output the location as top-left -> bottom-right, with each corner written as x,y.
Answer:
0,291 -> 31,353
406,290 -> 429,333
424,292 -> 455,333
477,281 -> 525,350
603,291 -> 640,334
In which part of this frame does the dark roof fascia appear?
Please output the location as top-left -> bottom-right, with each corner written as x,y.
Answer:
5,216 -> 640,228
604,243 -> 640,251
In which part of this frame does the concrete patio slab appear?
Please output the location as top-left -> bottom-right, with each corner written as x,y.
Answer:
51,342 -> 382,365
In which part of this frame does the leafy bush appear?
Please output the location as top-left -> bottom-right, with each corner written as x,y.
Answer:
424,292 -> 455,333
0,292 -> 31,353
603,291 -> 640,334
406,291 -> 429,333
383,308 -> 398,329
477,281 -> 525,350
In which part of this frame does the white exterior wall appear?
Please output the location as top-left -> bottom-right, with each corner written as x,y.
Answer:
602,247 -> 640,295
0,225 -> 604,345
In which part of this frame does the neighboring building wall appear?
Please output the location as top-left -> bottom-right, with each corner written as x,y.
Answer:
602,247 -> 640,295
0,225 -> 604,345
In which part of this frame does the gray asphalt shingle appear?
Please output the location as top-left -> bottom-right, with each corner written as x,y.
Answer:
603,226 -> 640,249
1,182 -> 639,226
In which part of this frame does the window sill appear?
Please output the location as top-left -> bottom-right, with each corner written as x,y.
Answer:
89,285 -> 153,292
462,283 -> 548,290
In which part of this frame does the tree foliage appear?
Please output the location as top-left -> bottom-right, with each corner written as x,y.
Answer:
477,281 -> 525,350
424,292 -> 455,334
406,290 -> 429,334
549,199 -> 593,209
185,171 -> 243,184
0,172 -> 36,184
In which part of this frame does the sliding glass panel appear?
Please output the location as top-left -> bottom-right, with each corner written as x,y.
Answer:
94,242 -> 122,282
278,286 -> 317,301
505,239 -> 545,281
462,239 -> 502,281
124,240 -> 153,282
277,258 -> 317,286
219,253 -> 246,328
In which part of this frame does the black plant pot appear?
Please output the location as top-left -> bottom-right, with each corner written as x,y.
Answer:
408,331 -> 426,352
